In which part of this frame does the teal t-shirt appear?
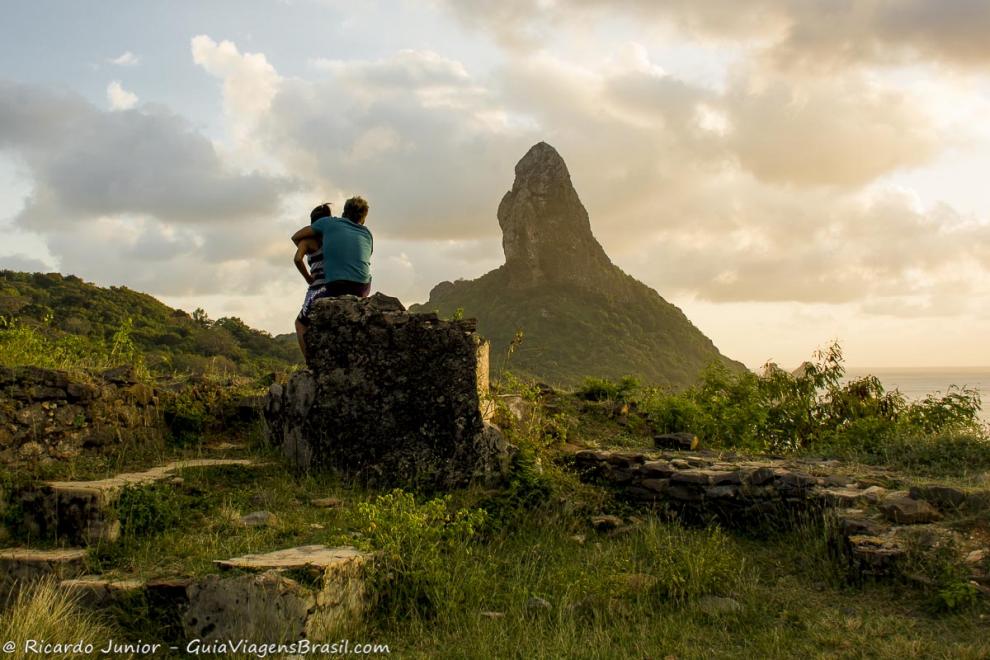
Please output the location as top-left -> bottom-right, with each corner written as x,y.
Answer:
311,216 -> 373,284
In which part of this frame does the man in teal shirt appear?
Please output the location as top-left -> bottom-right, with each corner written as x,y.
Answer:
291,196 -> 374,352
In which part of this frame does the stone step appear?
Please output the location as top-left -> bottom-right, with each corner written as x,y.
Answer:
60,575 -> 144,607
190,545 -> 370,640
59,545 -> 370,644
0,546 -> 87,599
16,459 -> 257,545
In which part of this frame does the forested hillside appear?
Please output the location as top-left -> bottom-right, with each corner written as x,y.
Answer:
0,270 -> 299,376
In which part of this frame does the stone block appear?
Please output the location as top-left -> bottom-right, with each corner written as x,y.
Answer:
265,294 -> 509,488
188,545 -> 369,641
0,547 -> 87,599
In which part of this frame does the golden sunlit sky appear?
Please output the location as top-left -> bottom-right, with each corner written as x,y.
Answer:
2,1 -> 990,369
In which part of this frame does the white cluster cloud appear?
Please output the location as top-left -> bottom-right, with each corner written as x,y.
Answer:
106,80 -> 138,110
108,51 -> 140,67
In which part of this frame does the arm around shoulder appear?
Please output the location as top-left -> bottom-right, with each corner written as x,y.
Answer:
291,225 -> 316,245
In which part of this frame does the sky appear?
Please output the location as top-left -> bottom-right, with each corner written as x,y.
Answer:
2,0 -> 990,370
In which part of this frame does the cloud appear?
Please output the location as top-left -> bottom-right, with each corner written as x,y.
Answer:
437,0 -> 990,69
191,35 -> 280,146
0,81 -> 294,229
723,70 -> 940,186
106,80 -> 138,110
620,185 -> 990,317
108,51 -> 140,67
0,80 -> 297,296
245,49 -> 535,240
0,253 -> 53,273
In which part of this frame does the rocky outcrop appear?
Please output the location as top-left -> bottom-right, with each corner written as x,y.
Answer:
412,142 -> 745,387
265,293 -> 511,488
498,142 -> 618,291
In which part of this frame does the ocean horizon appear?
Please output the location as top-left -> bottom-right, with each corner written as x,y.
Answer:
841,367 -> 990,423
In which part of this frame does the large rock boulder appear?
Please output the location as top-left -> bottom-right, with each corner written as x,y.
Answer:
265,293 -> 510,488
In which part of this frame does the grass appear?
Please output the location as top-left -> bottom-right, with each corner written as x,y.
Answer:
0,579 -> 119,659
2,352 -> 989,657
50,449 -> 988,658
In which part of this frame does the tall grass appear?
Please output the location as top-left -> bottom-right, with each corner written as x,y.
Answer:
0,315 -> 144,376
0,579 -> 116,659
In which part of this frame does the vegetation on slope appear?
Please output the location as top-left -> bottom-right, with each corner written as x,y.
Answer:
0,270 -> 298,376
413,266 -> 745,389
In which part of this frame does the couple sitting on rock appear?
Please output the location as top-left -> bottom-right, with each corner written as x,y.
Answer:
292,196 -> 373,353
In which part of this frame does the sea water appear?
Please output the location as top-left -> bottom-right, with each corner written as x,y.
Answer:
843,367 -> 990,424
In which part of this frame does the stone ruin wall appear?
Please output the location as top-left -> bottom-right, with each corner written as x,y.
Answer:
575,448 -> 990,581
0,365 -> 161,465
265,294 -> 509,489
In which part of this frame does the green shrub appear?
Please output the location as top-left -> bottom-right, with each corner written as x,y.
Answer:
355,490 -> 487,620
638,341 -> 988,463
115,484 -> 183,538
577,375 -> 640,403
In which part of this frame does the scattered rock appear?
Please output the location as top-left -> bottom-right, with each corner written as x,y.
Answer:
240,511 -> 278,527
861,486 -> 887,504
590,515 -> 623,532
879,493 -> 941,525
965,549 -> 987,566
654,432 -> 699,451
310,497 -> 343,509
909,485 -> 968,510
525,596 -> 552,613
822,487 -> 865,506
696,595 -> 742,615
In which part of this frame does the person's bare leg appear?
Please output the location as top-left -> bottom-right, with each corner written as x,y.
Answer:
295,318 -> 307,356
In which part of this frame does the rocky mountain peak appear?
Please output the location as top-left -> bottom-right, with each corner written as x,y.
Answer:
497,142 -> 614,288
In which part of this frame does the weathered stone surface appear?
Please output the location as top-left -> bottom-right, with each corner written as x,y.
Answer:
696,595 -> 742,615
640,460 -> 675,478
861,485 -> 887,504
590,515 -> 624,532
215,545 -> 367,572
654,432 -> 699,451
239,511 -> 278,527
822,487 -> 866,506
60,577 -> 144,607
0,365 -> 164,466
0,547 -> 87,598
909,485 -> 968,510
265,294 -> 510,489
497,142 -> 618,291
880,493 -> 942,525
846,534 -> 906,576
186,545 -> 369,641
